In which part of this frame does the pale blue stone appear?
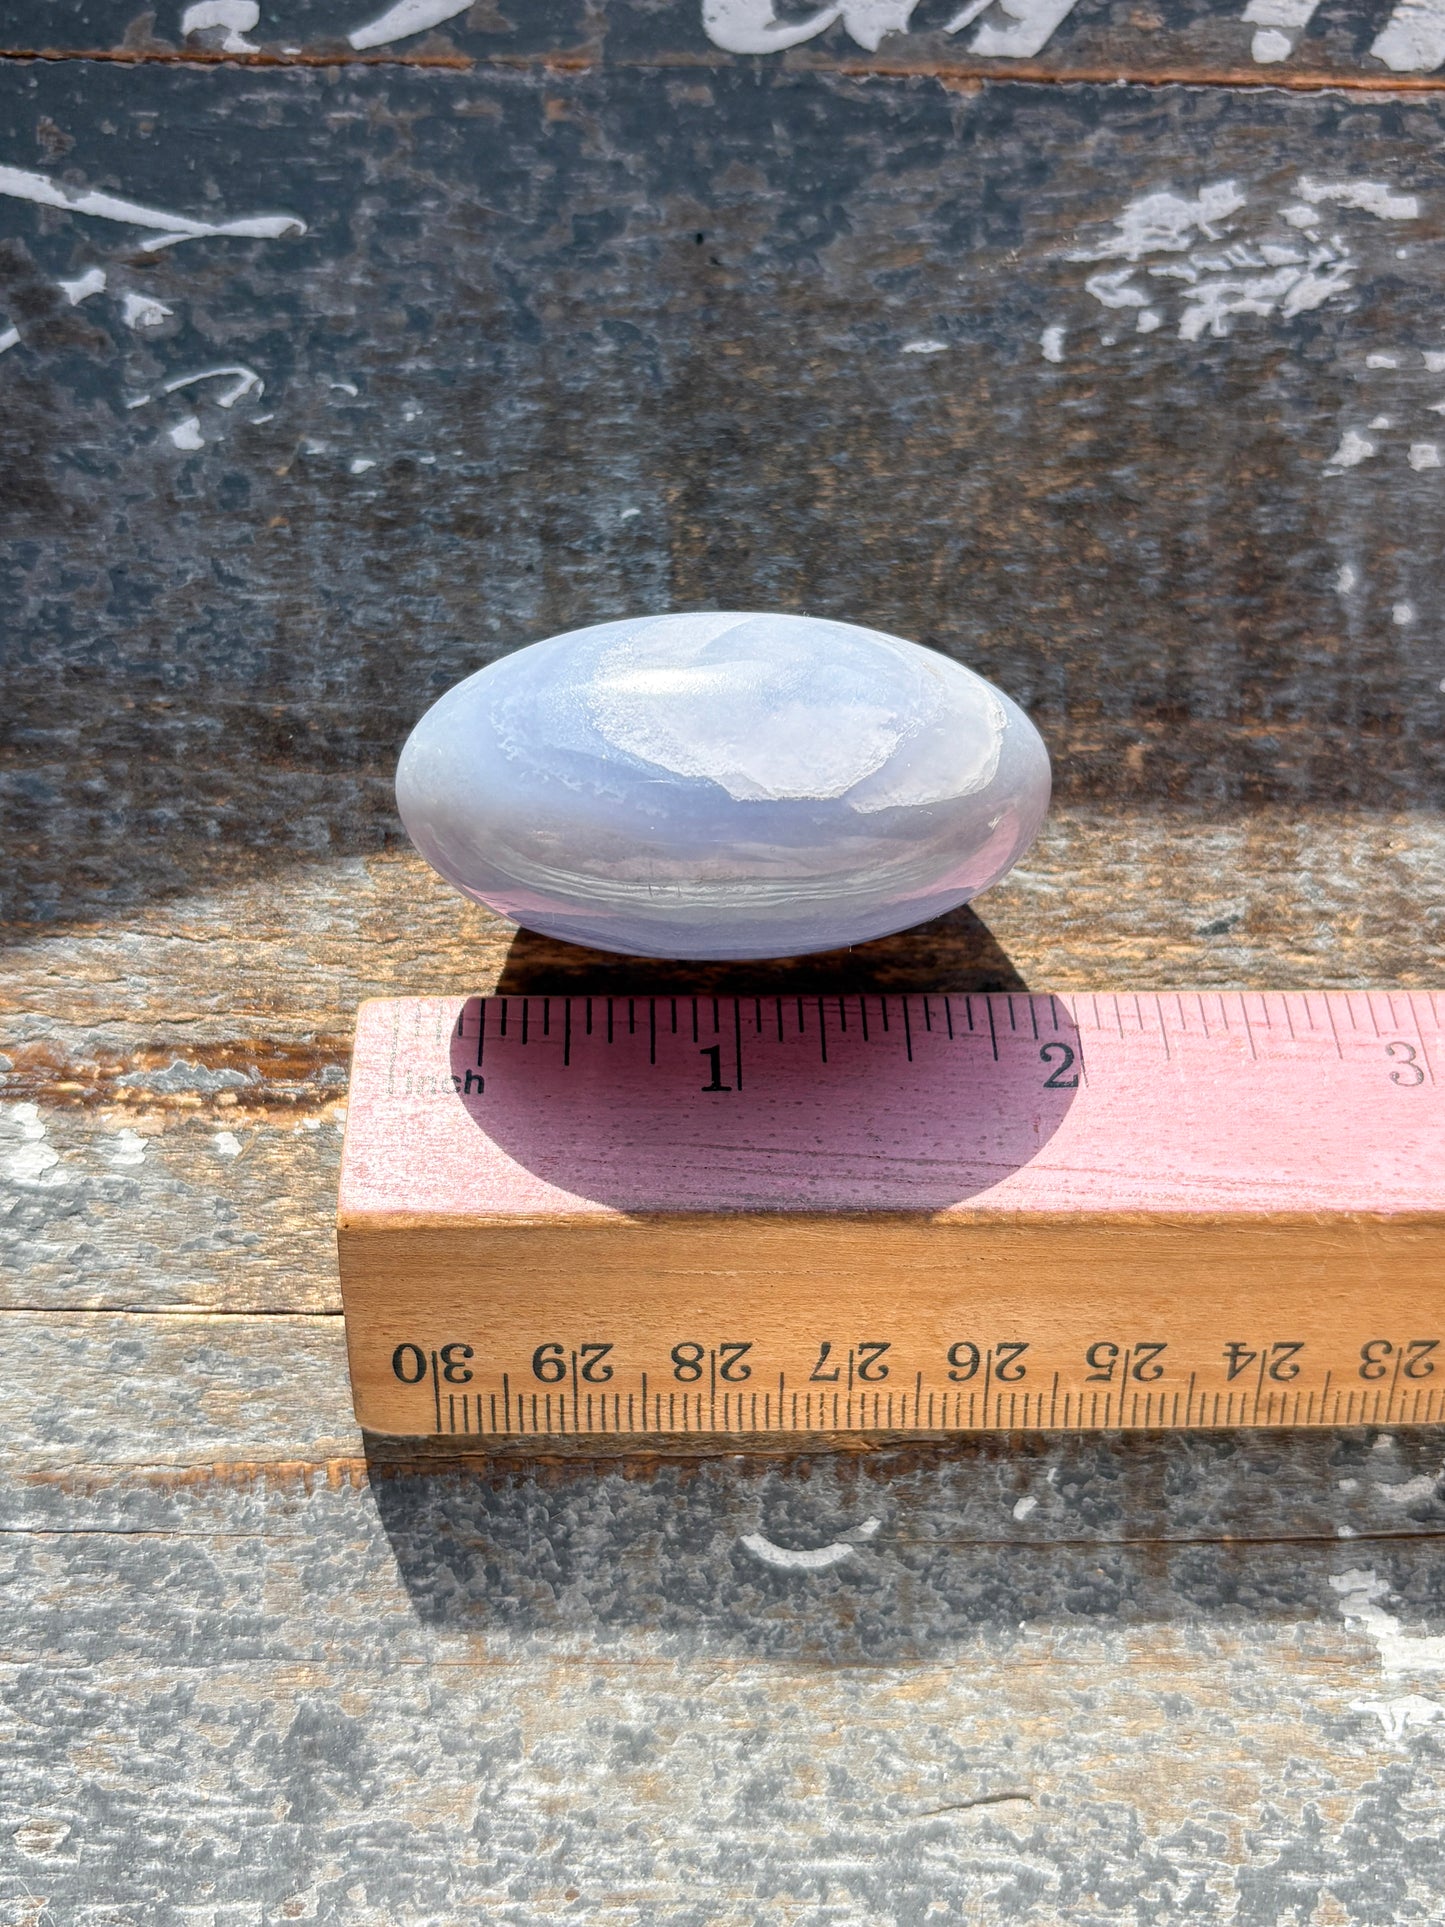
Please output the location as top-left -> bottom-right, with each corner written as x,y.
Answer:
395,612 -> 1051,960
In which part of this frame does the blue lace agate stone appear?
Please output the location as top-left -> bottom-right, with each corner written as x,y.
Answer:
395,612 -> 1051,960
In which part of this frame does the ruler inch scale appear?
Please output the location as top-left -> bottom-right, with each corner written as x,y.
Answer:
338,991 -> 1445,1441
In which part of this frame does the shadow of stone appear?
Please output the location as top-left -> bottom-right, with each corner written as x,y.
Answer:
492,902 -> 1029,998
444,977 -> 1077,1212
360,1427 -> 1445,1661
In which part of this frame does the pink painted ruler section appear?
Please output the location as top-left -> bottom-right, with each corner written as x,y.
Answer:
340,991 -> 1445,1222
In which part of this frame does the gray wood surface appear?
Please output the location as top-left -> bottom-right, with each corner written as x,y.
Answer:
2,8 -> 1444,1922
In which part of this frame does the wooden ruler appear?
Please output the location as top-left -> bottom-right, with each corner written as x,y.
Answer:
337,991 -> 1444,1439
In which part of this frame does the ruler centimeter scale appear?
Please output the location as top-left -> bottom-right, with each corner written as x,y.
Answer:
337,990 -> 1445,1440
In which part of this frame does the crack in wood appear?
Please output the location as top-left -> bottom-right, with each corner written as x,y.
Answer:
1,1036 -> 350,1114
903,1790 -> 1034,1813
2,44 -> 1444,91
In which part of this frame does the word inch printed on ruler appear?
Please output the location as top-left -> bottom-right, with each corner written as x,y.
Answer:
337,992 -> 1444,1440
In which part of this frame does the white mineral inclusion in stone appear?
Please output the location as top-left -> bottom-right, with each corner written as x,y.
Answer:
395,612 -> 1051,960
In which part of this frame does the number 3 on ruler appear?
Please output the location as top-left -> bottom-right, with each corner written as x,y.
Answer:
1387,1043 -> 1426,1086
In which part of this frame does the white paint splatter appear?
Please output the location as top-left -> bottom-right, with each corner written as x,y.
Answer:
1086,268 -> 1149,309
1297,176 -> 1420,220
840,0 -> 924,46
330,380 -> 360,396
1250,26 -> 1293,58
1327,429 -> 1377,469
1331,1568 -> 1445,1677
699,0 -> 1082,55
168,415 -> 205,450
58,267 -> 106,305
1068,179 -> 1382,343
1072,181 -> 1247,264
1335,563 -> 1358,593
1425,350 -> 1445,372
1409,442 -> 1441,470
163,364 -> 263,409
1367,352 -> 1401,368
1242,0 -> 1322,63
700,0 -> 920,52
969,0 -> 1083,58
0,324 -> 18,356
1040,324 -> 1065,362
1394,601 -> 1416,625
213,1130 -> 243,1158
1,1103 -> 66,1188
1371,0 -> 1445,73
901,338 -> 948,355
1380,1470 -> 1441,1502
350,456 -> 377,473
1370,414 -> 1393,428
619,506 -> 641,520
180,0 -> 260,49
121,290 -> 174,330
1176,261 -> 1349,342
107,1128 -> 147,1168
1351,1695 -> 1445,1742
741,1516 -> 881,1572
348,0 -> 471,46
1012,1495 -> 1038,1520
0,164 -> 304,251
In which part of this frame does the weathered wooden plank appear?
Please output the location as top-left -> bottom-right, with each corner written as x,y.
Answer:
5,1314 -> 1445,1918
1,24 -> 1443,1927
1,63 -> 1444,932
0,1107 -> 344,1312
12,0 -> 1445,88
0,1311 -> 356,1464
3,1618 -> 1443,1923
4,810 -> 1443,1040
9,1308 -> 1445,1529
3,813 -> 1440,1314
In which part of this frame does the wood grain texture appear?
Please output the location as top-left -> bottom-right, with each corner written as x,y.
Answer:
1,20 -> 1444,1923
1,64 -> 1444,930
9,1315 -> 1445,1918
11,0 -> 1445,88
4,825 -> 1440,1318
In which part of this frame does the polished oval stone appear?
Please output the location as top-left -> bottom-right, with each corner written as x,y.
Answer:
395,612 -> 1051,960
